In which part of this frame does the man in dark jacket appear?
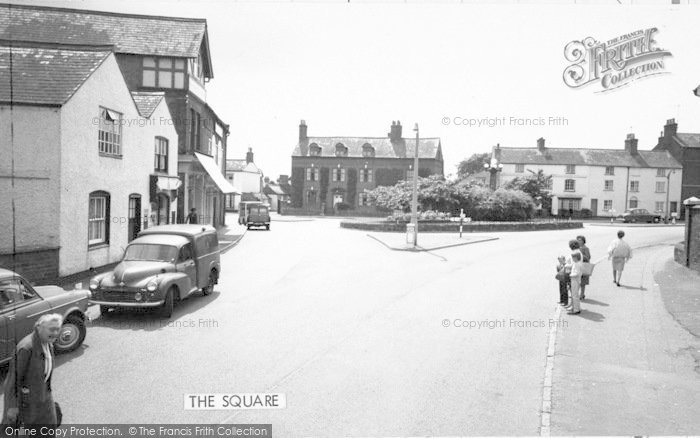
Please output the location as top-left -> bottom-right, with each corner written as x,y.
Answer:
2,314 -> 62,427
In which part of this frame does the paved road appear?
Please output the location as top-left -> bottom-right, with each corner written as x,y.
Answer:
2,219 -> 687,434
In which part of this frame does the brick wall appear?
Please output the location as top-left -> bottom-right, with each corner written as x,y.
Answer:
0,248 -> 59,284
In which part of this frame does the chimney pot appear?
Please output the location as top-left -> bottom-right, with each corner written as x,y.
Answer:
537,137 -> 545,152
246,148 -> 254,164
663,118 -> 678,138
299,120 -> 308,142
624,133 -> 638,154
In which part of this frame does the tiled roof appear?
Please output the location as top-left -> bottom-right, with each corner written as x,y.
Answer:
263,183 -> 287,196
499,147 -> 681,169
0,45 -> 110,105
675,133 -> 700,149
292,137 -> 442,159
0,3 -> 206,58
130,92 -> 164,118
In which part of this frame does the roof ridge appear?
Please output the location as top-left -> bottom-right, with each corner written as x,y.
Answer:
0,2 -> 207,23
307,136 -> 440,140
0,39 -> 115,51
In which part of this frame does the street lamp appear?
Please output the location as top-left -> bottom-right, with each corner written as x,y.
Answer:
410,123 -> 420,248
484,145 -> 504,191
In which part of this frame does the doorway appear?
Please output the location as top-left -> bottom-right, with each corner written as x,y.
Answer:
128,195 -> 141,241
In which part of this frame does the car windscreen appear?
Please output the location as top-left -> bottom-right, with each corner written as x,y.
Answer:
250,207 -> 268,214
123,244 -> 178,262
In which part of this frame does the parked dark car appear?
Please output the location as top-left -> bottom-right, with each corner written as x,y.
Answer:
89,225 -> 221,318
622,208 -> 662,223
0,269 -> 89,364
246,205 -> 270,230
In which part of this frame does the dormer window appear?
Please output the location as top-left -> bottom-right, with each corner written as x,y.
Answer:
362,143 -> 375,158
309,143 -> 322,156
335,143 -> 348,157
143,57 -> 185,89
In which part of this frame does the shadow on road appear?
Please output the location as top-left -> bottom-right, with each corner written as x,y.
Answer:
87,290 -> 221,332
576,309 -> 606,322
581,298 -> 609,307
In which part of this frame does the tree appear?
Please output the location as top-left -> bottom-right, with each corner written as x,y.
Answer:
503,170 -> 553,213
457,153 -> 490,178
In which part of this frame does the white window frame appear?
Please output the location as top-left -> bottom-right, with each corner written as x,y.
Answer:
154,137 -> 168,172
564,179 -> 575,192
605,166 -> 615,175
630,181 -> 639,192
360,169 -> 373,183
88,194 -> 108,245
656,181 -> 666,193
656,168 -> 666,177
565,165 -> 576,174
655,201 -> 665,212
515,164 -> 525,173
603,200 -> 613,211
98,107 -> 122,156
604,180 -> 614,191
332,168 -> 345,182
143,56 -> 186,89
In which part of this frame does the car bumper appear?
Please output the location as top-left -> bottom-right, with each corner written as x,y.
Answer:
89,299 -> 165,307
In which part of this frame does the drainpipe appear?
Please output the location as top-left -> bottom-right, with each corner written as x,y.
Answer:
624,167 -> 630,211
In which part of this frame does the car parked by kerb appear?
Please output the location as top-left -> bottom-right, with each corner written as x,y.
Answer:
621,208 -> 662,223
89,225 -> 220,318
0,269 -> 90,363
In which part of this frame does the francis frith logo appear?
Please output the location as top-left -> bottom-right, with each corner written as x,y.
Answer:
563,28 -> 672,92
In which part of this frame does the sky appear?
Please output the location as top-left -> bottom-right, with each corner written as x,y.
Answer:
9,0 -> 700,179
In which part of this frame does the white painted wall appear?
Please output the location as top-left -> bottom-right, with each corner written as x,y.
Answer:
0,106 -> 60,252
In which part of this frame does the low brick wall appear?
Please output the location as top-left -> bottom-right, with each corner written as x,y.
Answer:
340,220 -> 583,232
0,248 -> 59,284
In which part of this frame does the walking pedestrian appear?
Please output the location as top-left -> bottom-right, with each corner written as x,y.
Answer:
2,314 -> 63,428
577,235 -> 591,300
607,230 -> 632,286
186,208 -> 198,224
565,239 -> 583,315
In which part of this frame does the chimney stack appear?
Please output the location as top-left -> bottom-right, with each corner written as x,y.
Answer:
278,175 -> 289,186
246,147 -> 254,164
663,118 -> 677,138
388,120 -> 403,142
624,133 -> 638,155
537,137 -> 545,153
299,120 -> 308,142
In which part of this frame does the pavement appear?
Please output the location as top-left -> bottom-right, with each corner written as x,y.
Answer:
549,243 -> 700,435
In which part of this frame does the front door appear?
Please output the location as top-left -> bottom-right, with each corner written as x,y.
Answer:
176,243 -> 196,293
590,199 -> 598,217
128,195 -> 141,241
157,194 -> 169,225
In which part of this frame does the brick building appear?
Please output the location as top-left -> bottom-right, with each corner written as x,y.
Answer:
290,120 -> 444,215
653,118 -> 700,218
1,3 -> 235,227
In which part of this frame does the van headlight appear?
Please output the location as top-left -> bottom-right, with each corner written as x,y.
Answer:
146,281 -> 158,292
89,279 -> 100,291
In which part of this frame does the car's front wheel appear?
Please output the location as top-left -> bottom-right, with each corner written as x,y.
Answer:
159,287 -> 175,318
55,315 -> 86,354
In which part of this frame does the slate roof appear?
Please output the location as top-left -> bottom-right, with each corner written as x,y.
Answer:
130,92 -> 164,118
0,45 -> 110,105
263,183 -> 287,196
675,133 -> 700,149
498,147 -> 681,169
0,3 -> 207,59
292,137 -> 442,159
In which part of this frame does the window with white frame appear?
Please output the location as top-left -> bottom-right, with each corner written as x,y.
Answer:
335,144 -> 348,157
605,166 -> 615,175
362,144 -> 375,158
656,168 -> 666,177
358,192 -> 369,206
332,168 -> 346,182
98,107 -> 122,156
604,180 -> 614,191
655,201 -> 665,212
154,137 -> 168,172
630,181 -> 639,192
515,164 -> 525,173
360,168 -> 373,183
142,57 -> 186,89
566,165 -> 576,174
656,181 -> 666,193
564,179 -> 575,191
407,169 -> 414,179
603,200 -> 613,211
305,168 -> 319,181
629,197 -> 638,208
88,191 -> 110,246
309,144 -> 322,156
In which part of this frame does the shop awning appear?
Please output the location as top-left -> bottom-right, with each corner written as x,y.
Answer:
156,175 -> 181,191
194,152 -> 238,194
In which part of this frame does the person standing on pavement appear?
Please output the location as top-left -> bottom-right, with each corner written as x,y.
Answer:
607,230 -> 632,286
2,314 -> 63,428
565,239 -> 583,315
556,255 -> 570,306
577,235 -> 591,300
186,208 -> 198,224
